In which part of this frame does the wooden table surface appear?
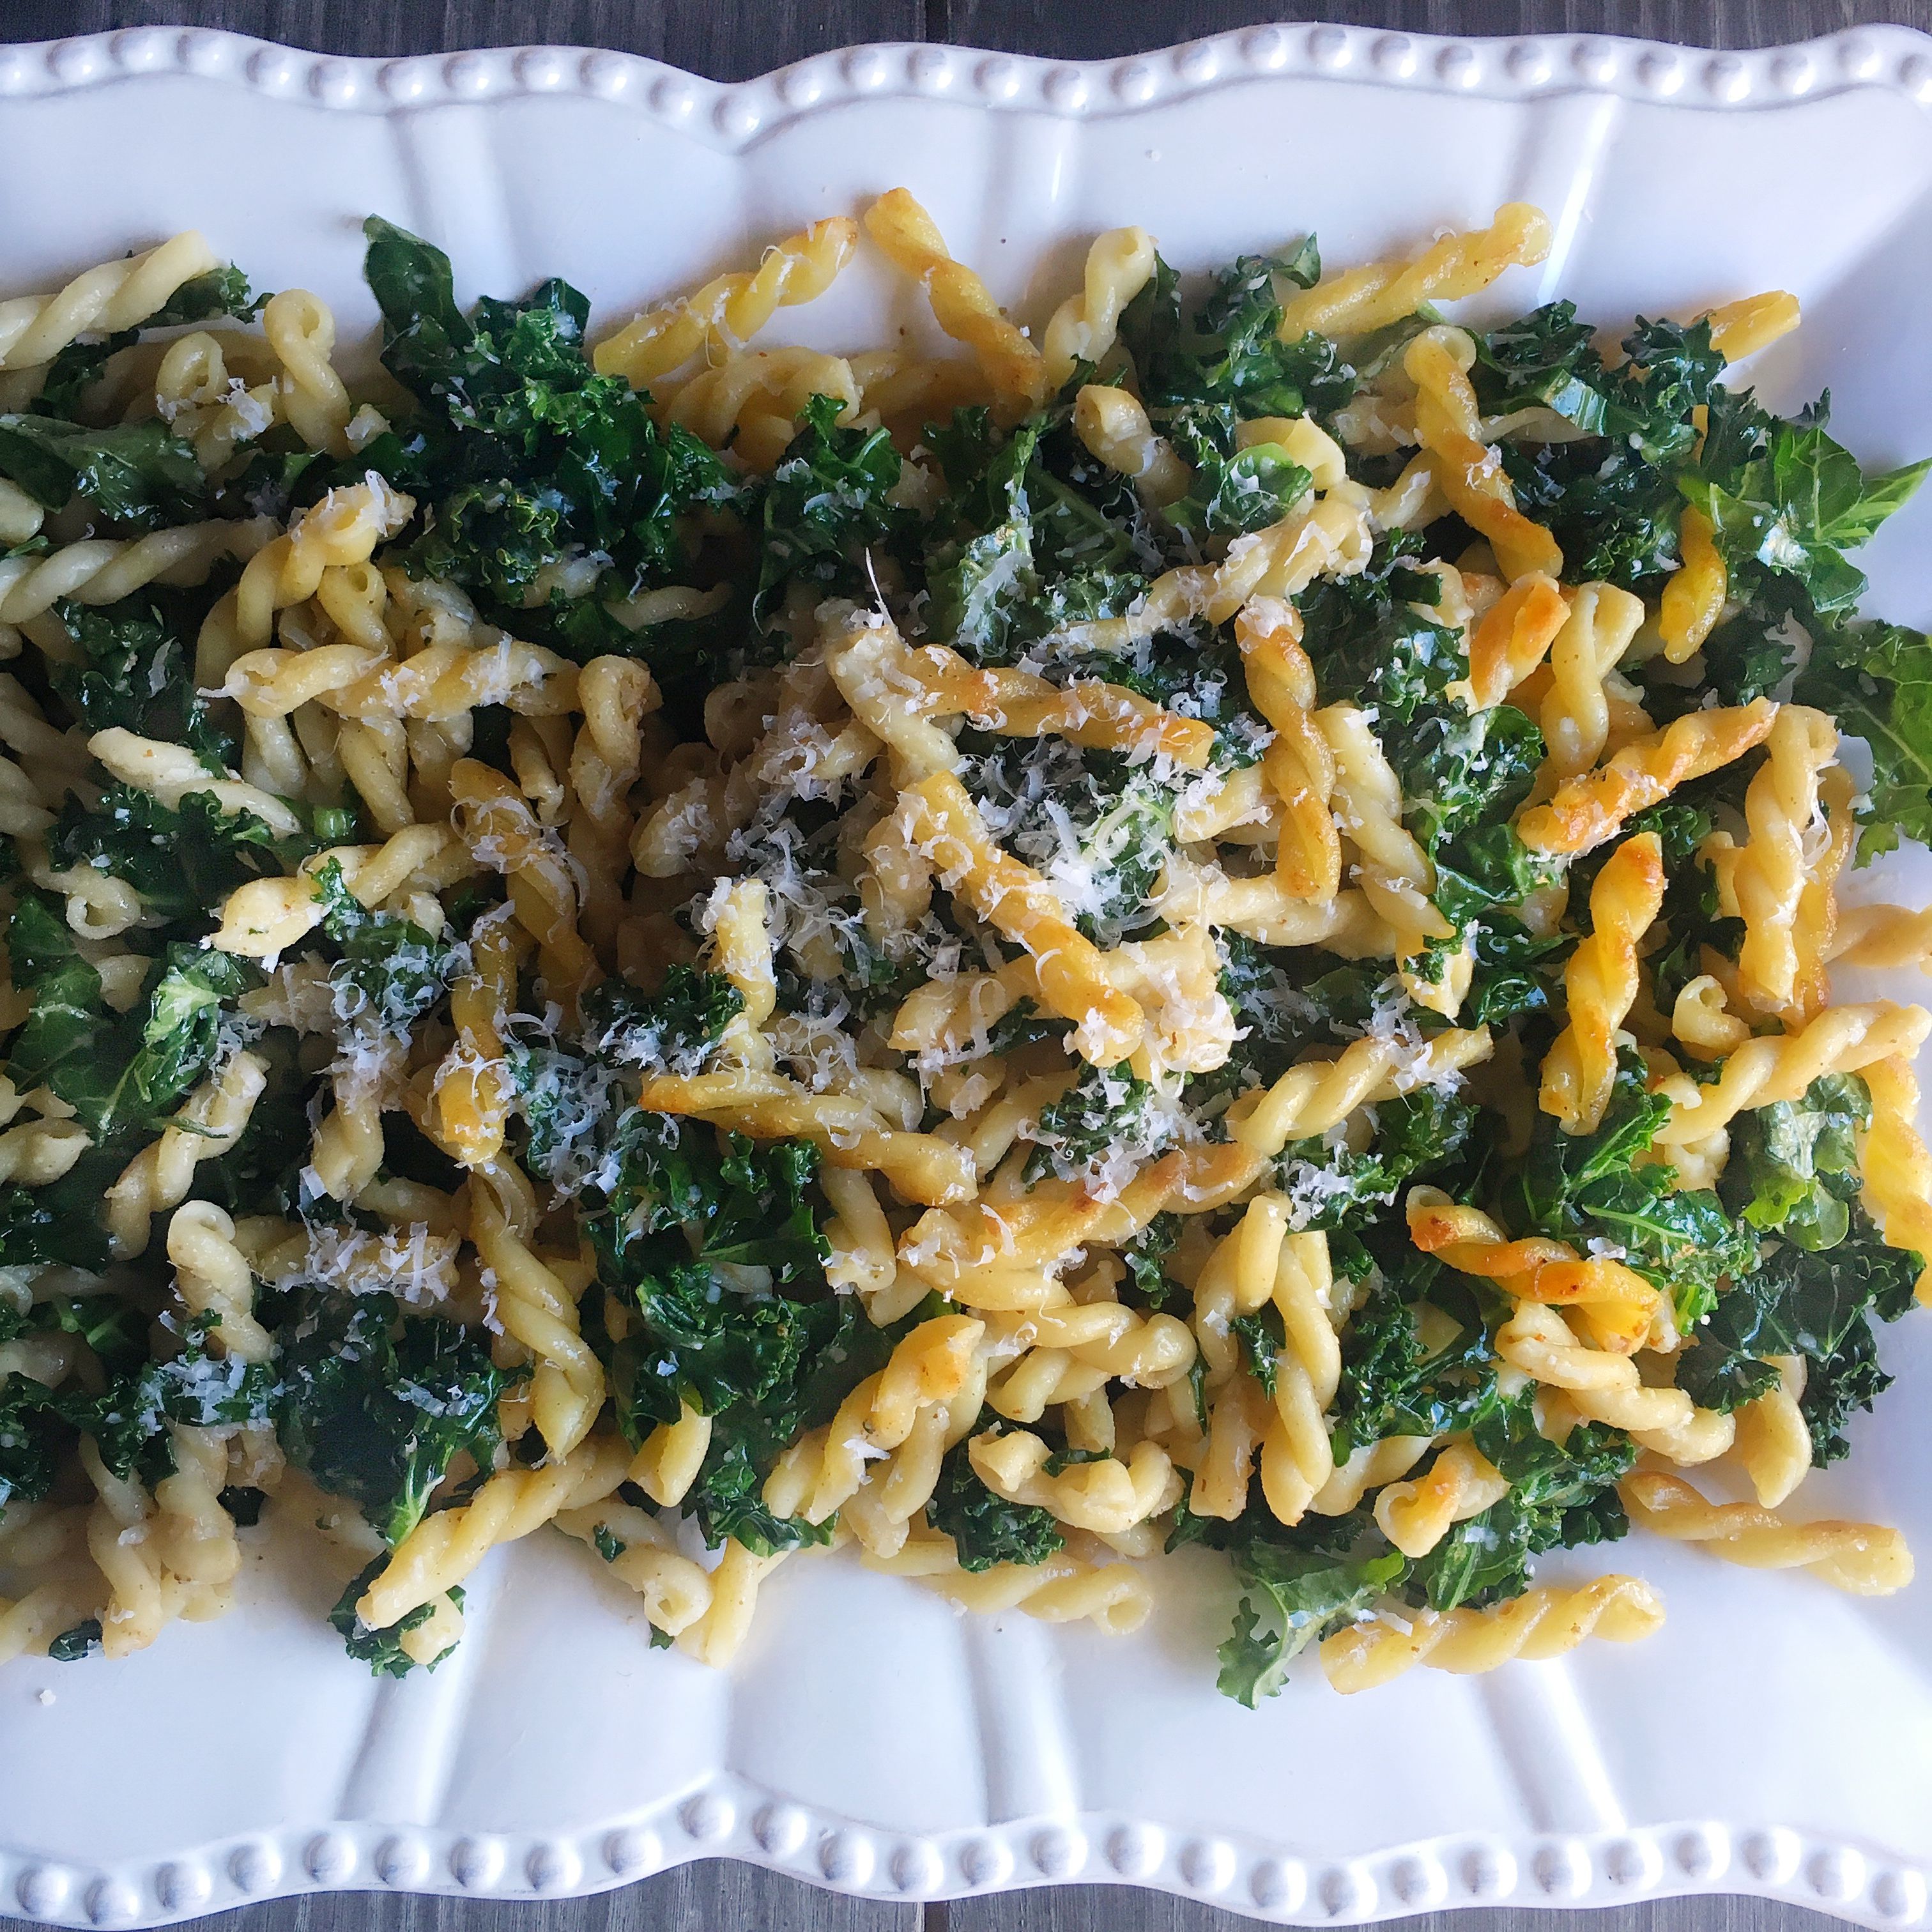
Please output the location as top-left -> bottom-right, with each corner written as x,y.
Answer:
0,0 -> 1923,1926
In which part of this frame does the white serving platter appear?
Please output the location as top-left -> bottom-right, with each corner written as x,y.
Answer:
4,19 -> 1932,1928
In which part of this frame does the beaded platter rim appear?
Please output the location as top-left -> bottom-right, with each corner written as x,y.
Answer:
1,19 -> 1931,121
3,17 -> 1932,1929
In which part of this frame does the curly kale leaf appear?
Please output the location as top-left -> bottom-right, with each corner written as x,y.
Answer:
1330,1243 -> 1501,1460
0,413 -> 208,528
1722,1073 -> 1869,1252
1273,1087 -> 1480,1231
1682,413 -> 1929,618
4,900 -> 259,1145
1121,247 -> 1355,422
1501,1051 -> 1755,1330
1023,1061 -> 1175,1183
46,785 -> 284,928
314,858 -> 461,1038
276,1299 -> 508,1547
755,393 -> 906,624
1163,404 -> 1312,539
1406,1396 -> 1635,1613
47,594 -> 233,766
589,1124 -> 887,1554
1211,1515 -> 1406,1708
1676,1208 -> 1919,1460
360,217 -> 741,689
927,1437 -> 1066,1572
1794,615 -> 1932,860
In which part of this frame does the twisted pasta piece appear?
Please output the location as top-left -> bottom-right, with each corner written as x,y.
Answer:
1404,326 -> 1561,582
152,331 -> 280,469
1538,583 -> 1646,784
1319,1575 -> 1664,1692
0,521 -> 273,629
1320,702 -> 1453,990
1465,572 -> 1568,709
593,217 -> 859,386
1374,1439 -> 1510,1557
262,289 -> 353,454
967,1429 -> 1178,1536
863,189 -> 1048,415
357,1437 -> 628,1629
627,1400 -> 713,1508
1621,1471 -> 1912,1594
450,758 -> 596,1003
472,1170 -> 605,1460
0,1116 -> 91,1185
865,1532 -> 1153,1633
80,1441 -> 171,1660
233,477 -> 415,650
1043,226 -> 1156,386
1071,385 -> 1189,506
985,1301 -> 1196,1423
1310,1434 -> 1432,1516
1278,203 -> 1551,341
89,725 -> 302,836
166,1201 -> 273,1363
0,231 -> 217,367
1235,598 -> 1340,899
895,770 -> 1146,1066
1517,700 -> 1779,854
1658,507 -> 1726,662
1227,1027 -> 1492,1160
1652,1000 -> 1931,1145
211,824 -> 468,958
1732,704 -> 1838,1011
1827,901 -> 1932,973
1540,831 -> 1666,1135
105,1051 -> 268,1258
1406,1187 -> 1659,1353
661,345 -> 860,466
151,1425 -> 241,1598
1733,1356 -> 1811,1508
1496,1304 -> 1730,1462
553,1498 -> 712,1640
1860,1055 -> 1932,1299
0,477 -> 44,546
429,912 -> 518,1169
795,1314 -> 984,1524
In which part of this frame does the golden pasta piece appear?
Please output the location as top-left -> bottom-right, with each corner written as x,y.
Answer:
1703,290 -> 1800,362
1406,1186 -> 1660,1354
1539,831 -> 1666,1136
864,188 -> 1047,416
0,231 -> 218,368
594,217 -> 859,386
1464,571 -> 1568,709
1621,1471 -> 1912,1595
1731,705 -> 1838,1012
1320,1575 -> 1664,1692
1657,506 -> 1726,663
1404,326 -> 1562,582
1517,699 -> 1779,854
1279,203 -> 1552,341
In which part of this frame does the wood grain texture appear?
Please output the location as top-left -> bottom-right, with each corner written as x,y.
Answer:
0,0 -> 1916,1928
939,0 -> 1932,57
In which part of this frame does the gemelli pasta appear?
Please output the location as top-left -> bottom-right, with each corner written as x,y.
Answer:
0,196 -> 1929,1705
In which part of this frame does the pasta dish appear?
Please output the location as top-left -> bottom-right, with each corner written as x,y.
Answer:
0,194 -> 1928,1703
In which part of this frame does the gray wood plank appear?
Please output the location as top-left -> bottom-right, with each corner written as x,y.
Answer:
939,1896 -> 1867,1930
0,1863 -> 916,1932
940,0 -> 1932,60
0,0 -> 926,76
0,4 -> 1908,1931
